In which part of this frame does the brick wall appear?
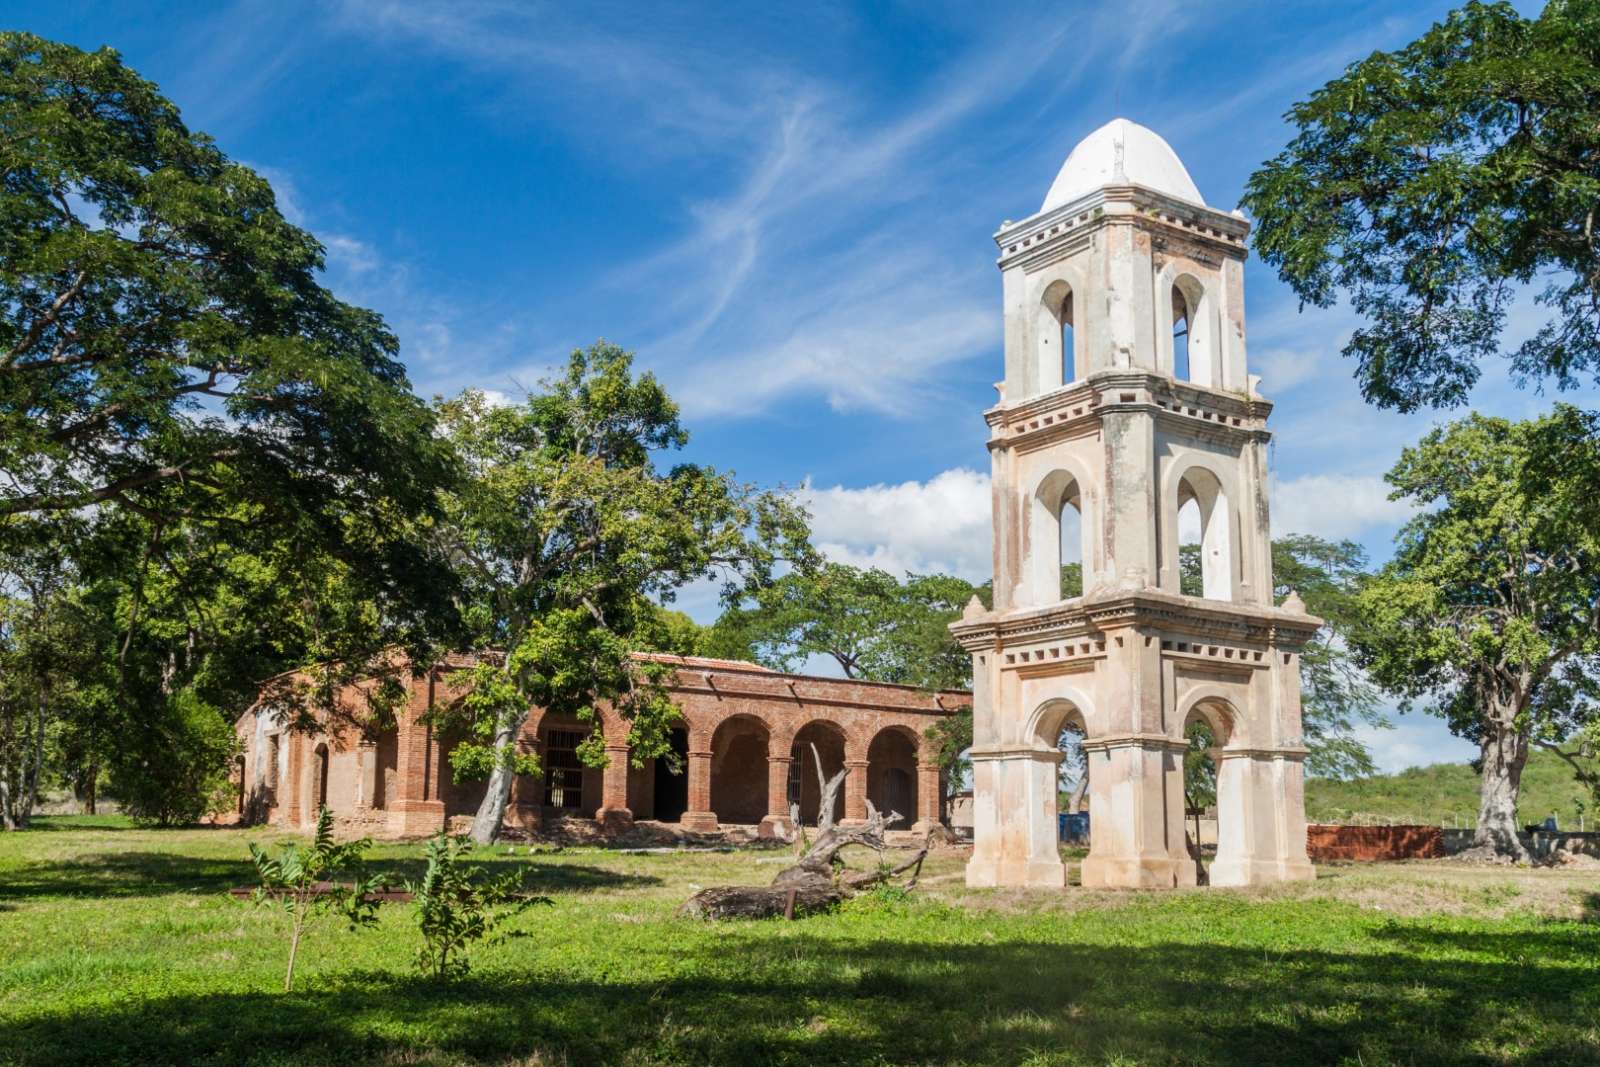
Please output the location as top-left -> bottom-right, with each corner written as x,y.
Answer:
1306,824 -> 1444,861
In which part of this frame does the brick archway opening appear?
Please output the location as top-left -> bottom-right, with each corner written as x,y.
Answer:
867,727 -> 919,825
710,716 -> 770,825
790,721 -> 846,826
651,727 -> 690,822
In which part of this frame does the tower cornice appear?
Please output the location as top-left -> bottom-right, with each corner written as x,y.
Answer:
949,588 -> 1321,653
995,185 -> 1250,273
984,370 -> 1274,451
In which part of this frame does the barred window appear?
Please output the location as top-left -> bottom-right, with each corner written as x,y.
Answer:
544,729 -> 587,809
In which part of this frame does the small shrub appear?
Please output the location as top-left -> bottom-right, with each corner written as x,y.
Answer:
113,689 -> 239,827
248,806 -> 381,991
846,879 -> 913,914
408,832 -> 549,981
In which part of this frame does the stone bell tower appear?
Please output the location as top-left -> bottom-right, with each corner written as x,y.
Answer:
951,119 -> 1319,889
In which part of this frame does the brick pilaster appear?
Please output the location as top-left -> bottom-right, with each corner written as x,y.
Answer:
680,748 -> 717,832
595,741 -> 634,833
760,754 -> 794,838
843,757 -> 870,824
912,759 -> 942,834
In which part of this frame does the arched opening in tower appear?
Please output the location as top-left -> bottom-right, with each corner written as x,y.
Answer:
1181,701 -> 1235,886
1059,289 -> 1075,384
1176,470 -> 1233,600
1033,700 -> 1090,866
1171,285 -> 1191,382
1032,470 -> 1090,606
1037,280 -> 1076,393
1059,493 -> 1083,598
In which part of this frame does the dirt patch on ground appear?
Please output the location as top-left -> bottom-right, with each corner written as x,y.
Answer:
1248,861 -> 1598,920
915,852 -> 1596,921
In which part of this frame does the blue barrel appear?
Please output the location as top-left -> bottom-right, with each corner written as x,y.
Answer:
1059,812 -> 1090,844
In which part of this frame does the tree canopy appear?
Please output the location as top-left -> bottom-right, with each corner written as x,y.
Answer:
1272,535 -> 1390,780
1350,405 -> 1600,856
0,33 -> 463,825
1242,1 -> 1600,411
428,344 -> 814,842
723,563 -> 972,691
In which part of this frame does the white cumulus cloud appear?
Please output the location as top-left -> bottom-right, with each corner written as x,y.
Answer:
1272,473 -> 1414,542
801,468 -> 992,580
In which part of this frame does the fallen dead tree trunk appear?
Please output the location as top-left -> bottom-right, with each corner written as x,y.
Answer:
677,883 -> 845,920
678,744 -> 927,920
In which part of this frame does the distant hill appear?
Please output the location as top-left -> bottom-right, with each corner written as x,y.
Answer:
1305,748 -> 1594,831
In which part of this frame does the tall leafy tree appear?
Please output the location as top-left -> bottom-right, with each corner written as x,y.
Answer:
1242,1 -> 1600,411
0,34 -> 456,677
730,563 -> 974,690
0,519 -> 103,827
430,344 -> 814,843
1273,535 -> 1390,779
1351,406 -> 1600,858
0,33 -> 451,526
0,33 -> 461,817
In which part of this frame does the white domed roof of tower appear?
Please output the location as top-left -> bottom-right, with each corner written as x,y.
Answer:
1041,118 -> 1205,211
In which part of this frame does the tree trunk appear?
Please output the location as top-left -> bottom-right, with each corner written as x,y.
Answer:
284,917 -> 304,992
1,705 -> 15,830
20,686 -> 46,829
1472,716 -> 1530,860
468,713 -> 526,844
1068,774 -> 1088,815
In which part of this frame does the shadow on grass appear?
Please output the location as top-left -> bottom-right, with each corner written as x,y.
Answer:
1,851 -> 660,901
3,923 -> 1596,1067
1,852 -> 257,899
21,815 -> 135,832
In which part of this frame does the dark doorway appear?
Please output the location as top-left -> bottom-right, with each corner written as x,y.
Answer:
313,744 -> 330,811
653,728 -> 689,822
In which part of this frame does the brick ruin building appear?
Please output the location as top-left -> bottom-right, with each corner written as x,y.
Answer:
233,654 -> 964,838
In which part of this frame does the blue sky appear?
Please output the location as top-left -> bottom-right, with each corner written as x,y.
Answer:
15,0 -> 1593,772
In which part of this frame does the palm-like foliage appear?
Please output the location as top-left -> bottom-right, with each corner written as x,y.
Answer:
249,806 -> 381,991
407,832 -> 547,981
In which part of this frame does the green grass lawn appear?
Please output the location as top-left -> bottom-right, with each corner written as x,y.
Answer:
1,818 -> 1597,1066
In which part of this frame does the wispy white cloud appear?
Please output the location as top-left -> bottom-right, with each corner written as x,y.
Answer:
324,0 -> 1201,419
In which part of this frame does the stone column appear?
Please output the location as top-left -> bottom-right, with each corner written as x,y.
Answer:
1079,737 -> 1195,889
964,747 -> 1064,887
1274,752 -> 1315,882
1210,749 -> 1314,886
911,756 -> 942,835
842,758 -> 870,825
594,737 -> 633,834
760,753 -> 793,839
680,746 -> 717,832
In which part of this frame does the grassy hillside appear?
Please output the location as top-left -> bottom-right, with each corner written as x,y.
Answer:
1306,748 -> 1595,830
